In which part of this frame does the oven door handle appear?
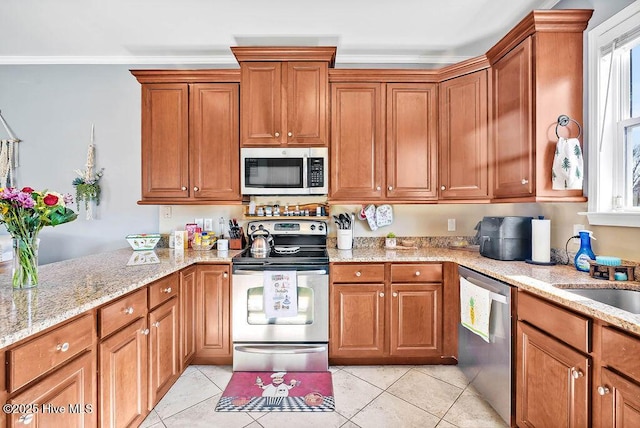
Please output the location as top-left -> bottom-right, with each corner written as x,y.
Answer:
233,269 -> 328,275
235,345 -> 327,354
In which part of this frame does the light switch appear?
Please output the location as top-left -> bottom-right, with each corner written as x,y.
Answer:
448,218 -> 456,231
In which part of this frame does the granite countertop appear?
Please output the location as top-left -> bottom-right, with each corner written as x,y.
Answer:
0,245 -> 638,351
329,247 -> 640,335
0,247 -> 241,349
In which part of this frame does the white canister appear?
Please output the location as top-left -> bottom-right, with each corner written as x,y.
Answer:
217,239 -> 229,251
337,229 -> 353,250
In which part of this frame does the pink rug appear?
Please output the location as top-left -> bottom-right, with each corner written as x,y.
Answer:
215,371 -> 334,412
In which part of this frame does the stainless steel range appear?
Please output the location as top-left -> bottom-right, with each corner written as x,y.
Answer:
231,219 -> 329,372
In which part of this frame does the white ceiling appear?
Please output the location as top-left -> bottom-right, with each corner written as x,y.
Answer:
0,0 -> 560,66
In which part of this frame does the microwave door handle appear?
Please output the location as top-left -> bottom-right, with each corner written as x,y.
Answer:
302,157 -> 309,190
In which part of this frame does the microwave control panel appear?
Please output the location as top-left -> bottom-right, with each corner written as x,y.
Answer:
308,158 -> 325,187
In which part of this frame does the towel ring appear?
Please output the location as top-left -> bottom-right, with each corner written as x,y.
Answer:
555,114 -> 582,140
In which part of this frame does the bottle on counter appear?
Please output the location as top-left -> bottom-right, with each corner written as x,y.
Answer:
574,230 -> 596,272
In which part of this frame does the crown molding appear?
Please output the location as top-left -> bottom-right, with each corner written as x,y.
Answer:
0,52 -> 469,66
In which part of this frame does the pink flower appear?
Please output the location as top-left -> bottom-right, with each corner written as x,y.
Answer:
16,192 -> 35,209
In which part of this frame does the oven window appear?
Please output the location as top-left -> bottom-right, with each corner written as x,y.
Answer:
246,286 -> 314,325
245,158 -> 303,188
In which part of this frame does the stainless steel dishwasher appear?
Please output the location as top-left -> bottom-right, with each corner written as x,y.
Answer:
458,266 -> 513,426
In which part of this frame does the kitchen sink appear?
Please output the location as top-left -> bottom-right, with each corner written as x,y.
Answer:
559,288 -> 640,314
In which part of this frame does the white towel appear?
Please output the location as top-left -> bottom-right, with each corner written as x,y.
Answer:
263,271 -> 298,318
552,137 -> 584,190
460,277 -> 492,343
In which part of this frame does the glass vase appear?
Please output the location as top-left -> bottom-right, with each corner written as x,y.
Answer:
12,235 -> 39,289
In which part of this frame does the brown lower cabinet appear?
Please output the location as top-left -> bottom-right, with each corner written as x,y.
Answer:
179,266 -> 198,370
193,264 -> 232,364
330,262 -> 457,364
99,317 -> 148,428
8,350 -> 96,427
148,296 -> 180,409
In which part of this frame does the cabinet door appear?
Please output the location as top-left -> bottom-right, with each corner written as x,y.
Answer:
8,351 -> 96,428
439,70 -> 489,200
99,317 -> 148,428
287,62 -> 328,146
330,283 -> 385,358
597,367 -> 640,428
141,83 -> 189,199
240,62 -> 283,146
190,83 -> 240,200
516,321 -> 589,428
389,283 -> 442,357
148,297 -> 180,409
179,266 -> 197,370
194,265 -> 231,362
330,83 -> 385,200
386,83 -> 438,200
492,37 -> 534,199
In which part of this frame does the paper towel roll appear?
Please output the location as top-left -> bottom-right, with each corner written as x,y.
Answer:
531,219 -> 551,263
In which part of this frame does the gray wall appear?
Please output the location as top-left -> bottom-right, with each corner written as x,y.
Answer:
0,65 -> 158,263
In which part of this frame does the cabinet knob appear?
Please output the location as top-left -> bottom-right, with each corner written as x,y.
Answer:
56,342 -> 70,352
355,271 -> 362,277
379,292 -> 385,298
415,271 -> 421,276
162,287 -> 172,293
597,385 -> 610,396
521,179 -> 529,185
440,185 -> 446,191
181,186 -> 187,191
152,321 -> 160,328
393,292 -> 398,297
18,414 -> 33,425
376,186 -> 381,191
388,186 -> 393,191
223,272 -> 228,278
275,132 -> 280,137
193,186 -> 199,192
123,307 -> 134,315
141,328 -> 150,335
287,132 -> 293,137
571,368 -> 584,379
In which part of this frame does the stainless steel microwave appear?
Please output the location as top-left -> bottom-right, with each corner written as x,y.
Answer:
241,147 -> 328,195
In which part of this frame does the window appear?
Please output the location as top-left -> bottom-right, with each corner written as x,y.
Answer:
586,2 -> 640,227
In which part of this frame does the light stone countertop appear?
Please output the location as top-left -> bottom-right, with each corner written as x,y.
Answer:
0,247 -> 241,350
329,247 -> 640,336
0,245 -> 638,351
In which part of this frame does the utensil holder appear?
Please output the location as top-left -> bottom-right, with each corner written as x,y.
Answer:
229,227 -> 246,250
337,229 -> 353,250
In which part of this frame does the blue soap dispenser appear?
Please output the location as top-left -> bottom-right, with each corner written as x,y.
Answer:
574,230 -> 596,272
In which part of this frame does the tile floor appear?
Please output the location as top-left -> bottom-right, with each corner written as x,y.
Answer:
141,365 -> 509,428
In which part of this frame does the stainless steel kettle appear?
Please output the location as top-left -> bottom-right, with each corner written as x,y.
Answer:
250,228 -> 273,258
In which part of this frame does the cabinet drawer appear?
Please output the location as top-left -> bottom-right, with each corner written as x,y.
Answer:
99,288 -> 148,338
332,264 -> 384,283
149,272 -> 179,309
601,326 -> 640,380
8,313 -> 95,392
518,291 -> 590,353
391,263 -> 442,283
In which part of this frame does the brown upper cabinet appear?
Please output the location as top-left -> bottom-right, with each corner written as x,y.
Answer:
131,71 -> 241,204
329,78 -> 438,203
487,10 -> 593,202
231,47 -> 336,147
438,69 -> 490,201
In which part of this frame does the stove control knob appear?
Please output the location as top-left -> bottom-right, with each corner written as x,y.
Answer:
318,224 -> 324,231
310,225 -> 316,230
250,225 -> 256,231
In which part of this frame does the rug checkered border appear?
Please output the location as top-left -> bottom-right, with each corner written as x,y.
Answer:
215,395 -> 335,412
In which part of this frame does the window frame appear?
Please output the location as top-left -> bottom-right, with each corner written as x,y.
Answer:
585,1 -> 640,227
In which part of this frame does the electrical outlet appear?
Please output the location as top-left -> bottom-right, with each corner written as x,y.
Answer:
447,218 -> 456,232
204,218 -> 213,231
573,224 -> 585,236
161,206 -> 172,219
